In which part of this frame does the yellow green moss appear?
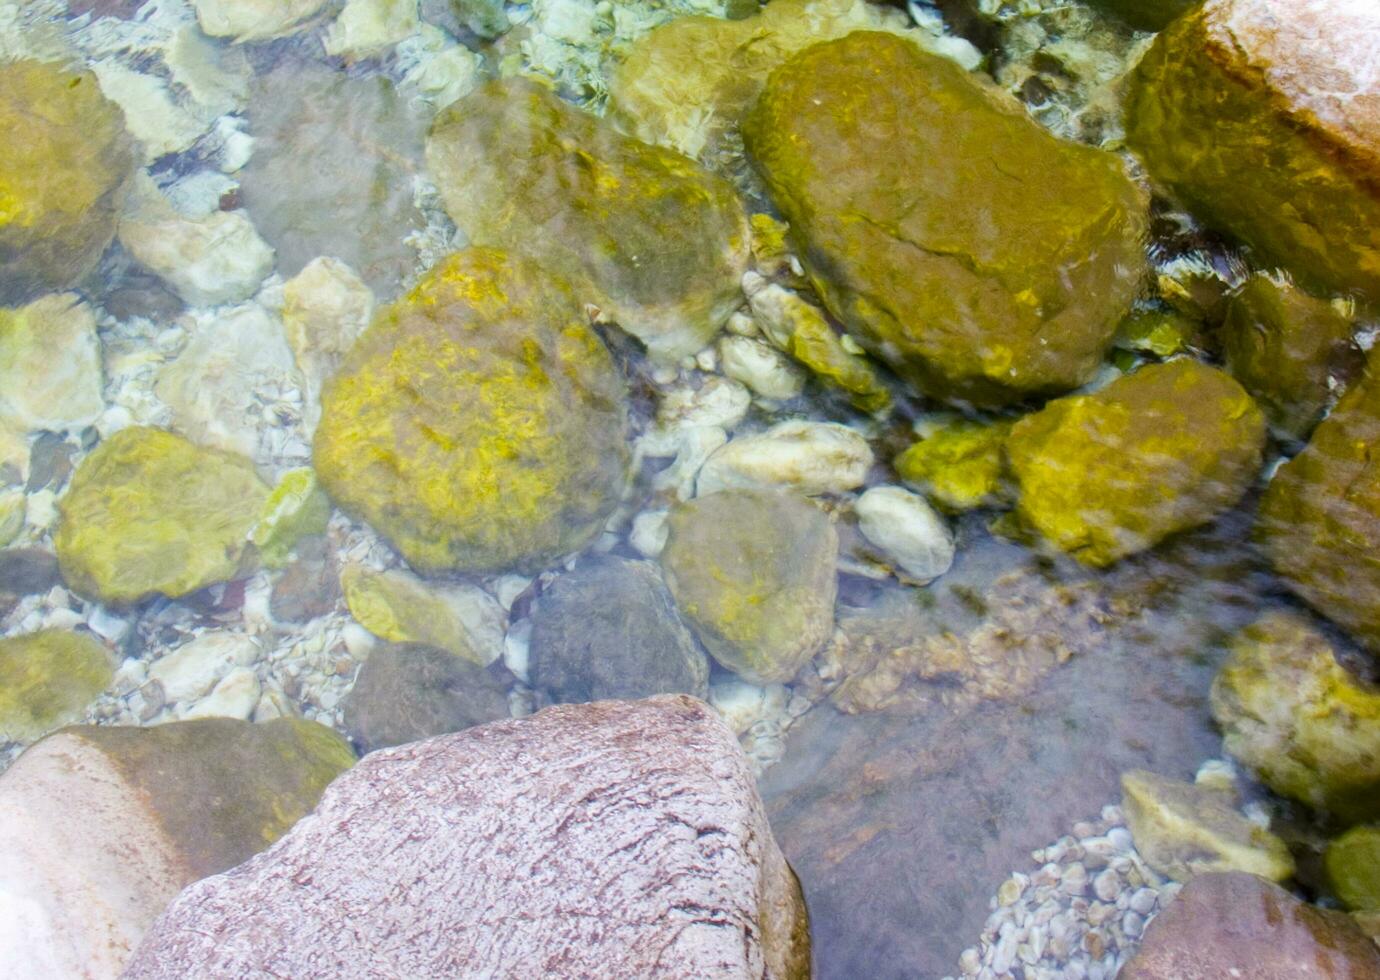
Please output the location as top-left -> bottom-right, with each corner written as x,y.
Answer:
1327,826 -> 1380,911
895,419 -> 1012,512
251,468 -> 331,568
0,629 -> 113,742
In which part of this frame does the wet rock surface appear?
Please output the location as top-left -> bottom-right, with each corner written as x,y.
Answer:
0,629 -> 113,742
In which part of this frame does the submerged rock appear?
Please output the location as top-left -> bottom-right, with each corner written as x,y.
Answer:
249,468 -> 330,568
1084,0 -> 1194,31
1006,360 -> 1265,566
854,485 -> 954,585
744,32 -> 1146,407
420,0 -> 510,39
340,564 -> 505,666
280,257 -> 375,430
55,427 -> 269,604
0,630 -> 113,743
313,248 -> 629,574
0,294 -> 104,435
696,419 -> 873,497
121,698 -> 811,979
1125,0 -> 1380,301
1327,825 -> 1380,913
193,0 -> 328,40
894,418 -> 1012,513
0,59 -> 135,304
425,77 -> 750,362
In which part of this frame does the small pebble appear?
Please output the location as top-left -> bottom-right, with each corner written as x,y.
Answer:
1092,868 -> 1119,902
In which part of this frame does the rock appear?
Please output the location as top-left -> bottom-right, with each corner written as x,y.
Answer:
1120,769 -> 1294,883
55,427 -> 270,604
0,493 -> 23,548
894,418 -> 1012,513
1120,872 -> 1380,979
1084,0 -> 1195,31
744,32 -> 1146,407
0,548 -> 61,597
88,60 -> 214,163
696,419 -> 872,497
1211,612 -> 1380,825
0,718 -> 352,979
854,485 -> 954,585
182,667 -> 260,721
0,59 -> 135,305
193,0 -> 328,40
341,642 -> 510,753
719,335 -> 806,401
425,77 -> 750,362
1125,0 -> 1380,301
0,294 -> 104,435
121,697 -> 810,979
241,61 -> 428,296
269,539 -> 340,624
148,631 -> 260,705
661,489 -> 837,683
529,555 -> 709,704
250,468 -> 331,568
420,0 -> 509,38
324,0 -> 419,60
313,248 -> 629,575
1006,360 -> 1265,566
341,564 -> 505,667
1115,309 -> 1202,360
1221,273 -> 1359,440
280,257 -> 374,429
1327,825 -> 1380,912
25,431 -> 75,494
0,630 -> 113,743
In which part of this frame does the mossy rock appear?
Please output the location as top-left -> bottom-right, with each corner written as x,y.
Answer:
1257,366 -> 1380,651
743,32 -> 1147,408
313,247 -> 630,575
1084,0 -> 1195,31
425,78 -> 749,362
1006,359 -> 1265,566
0,59 -> 136,304
1125,1 -> 1380,301
1327,825 -> 1380,912
0,630 -> 113,742
340,564 -> 503,666
1211,613 -> 1380,825
55,427 -> 270,604
895,419 -> 1012,512
251,468 -> 331,569
660,489 -> 837,684
1114,309 -> 1200,360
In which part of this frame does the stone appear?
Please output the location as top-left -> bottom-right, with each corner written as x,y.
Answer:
88,60 -> 213,163
1211,612 -> 1380,825
193,0 -> 328,40
250,468 -> 331,568
894,418 -> 1012,513
420,0 -> 510,38
324,0 -> 419,60
148,631 -> 260,705
0,59 -> 136,305
854,485 -> 954,585
341,642 -> 511,753
0,294 -> 104,435
313,248 -> 629,575
280,257 -> 374,429
1125,0 -> 1380,301
529,555 -> 710,704
269,542 -> 340,624
1120,872 -> 1380,979
661,489 -> 837,684
1221,273 -> 1360,440
1084,0 -> 1195,31
0,718 -> 352,979
0,548 -> 60,598
341,564 -> 506,667
696,419 -> 873,497
0,630 -> 113,743
1114,309 -> 1202,360
1006,360 -> 1265,566
0,492 -> 23,548
1120,769 -> 1294,883
121,697 -> 810,979
425,77 -> 750,362
744,32 -> 1146,407
719,335 -> 806,401
182,667 -> 260,721
1257,365 -> 1380,651
1327,825 -> 1380,912
54,427 -> 270,604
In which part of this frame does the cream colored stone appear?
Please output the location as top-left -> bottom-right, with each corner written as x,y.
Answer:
0,294 -> 104,434
325,0 -> 419,60
697,419 -> 873,496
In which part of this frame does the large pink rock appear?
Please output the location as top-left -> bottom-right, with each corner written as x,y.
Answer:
122,695 -> 812,979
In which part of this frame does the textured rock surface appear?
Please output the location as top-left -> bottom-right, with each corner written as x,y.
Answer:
0,629 -> 113,742
894,418 -> 1012,513
0,293 -> 104,434
1126,0 -> 1380,300
744,32 -> 1146,407
1328,825 -> 1380,912
426,77 -> 750,362
313,248 -> 629,575
122,697 -> 811,979
1120,872 -> 1380,979
854,485 -> 954,584
696,419 -> 873,496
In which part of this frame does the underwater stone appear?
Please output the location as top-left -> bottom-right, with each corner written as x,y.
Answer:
148,631 -> 260,705
324,0 -> 419,61
1126,0 -> 1380,301
0,294 -> 104,435
1006,360 -> 1265,567
696,419 -> 873,497
420,0 -> 510,38
193,0 -> 329,40
1326,825 -> 1380,912
0,630 -> 113,743
0,59 -> 136,305
280,257 -> 375,432
313,247 -> 629,574
744,32 -> 1147,408
719,335 -> 806,402
425,77 -> 750,363
340,564 -> 505,667
1082,0 -> 1194,31
894,418 -> 1013,513
54,427 -> 269,605
854,486 -> 954,585
250,468 -> 331,569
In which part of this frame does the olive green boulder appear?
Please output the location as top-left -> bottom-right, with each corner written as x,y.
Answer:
1114,309 -> 1201,360
425,78 -> 749,362
1084,0 -> 1195,31
1006,360 -> 1265,566
0,59 -> 136,304
313,247 -> 629,575
1211,613 -> 1380,825
1221,274 -> 1359,441
0,630 -> 113,743
895,418 -> 1012,512
340,564 -> 505,666
55,427 -> 270,604
660,489 -> 837,684
1327,825 -> 1380,912
1125,0 -> 1380,301
743,32 -> 1147,408
1257,366 -> 1380,651
250,468 -> 331,569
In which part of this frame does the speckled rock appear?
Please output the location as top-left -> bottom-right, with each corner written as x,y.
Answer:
121,697 -> 811,979
0,630 -> 113,743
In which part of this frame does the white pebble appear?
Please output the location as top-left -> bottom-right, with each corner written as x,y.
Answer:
1122,910 -> 1145,938
181,667 -> 260,720
1092,868 -> 1120,903
1129,887 -> 1157,915
1106,827 -> 1133,851
341,622 -> 376,659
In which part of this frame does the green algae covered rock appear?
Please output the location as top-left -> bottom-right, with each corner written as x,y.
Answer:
895,418 -> 1012,512
0,630 -> 113,742
1006,360 -> 1265,566
661,489 -> 836,684
1085,0 -> 1195,31
425,78 -> 749,363
0,60 -> 136,304
340,564 -> 505,666
743,32 -> 1147,408
1257,367 -> 1380,651
250,468 -> 330,569
1114,309 -> 1201,360
1125,0 -> 1380,301
1327,825 -> 1380,912
1221,274 -> 1359,441
55,427 -> 270,605
313,247 -> 629,575
1211,613 -> 1380,825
